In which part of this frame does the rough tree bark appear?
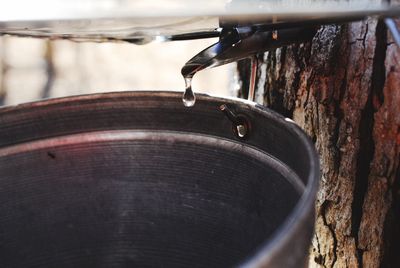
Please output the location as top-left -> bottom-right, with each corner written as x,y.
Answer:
236,10 -> 400,268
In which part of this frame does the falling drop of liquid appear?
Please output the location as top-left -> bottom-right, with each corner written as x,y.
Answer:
182,76 -> 196,107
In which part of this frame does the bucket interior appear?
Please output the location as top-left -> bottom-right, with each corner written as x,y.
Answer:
0,92 -> 314,267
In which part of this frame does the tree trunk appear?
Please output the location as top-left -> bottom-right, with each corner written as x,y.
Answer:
236,15 -> 400,268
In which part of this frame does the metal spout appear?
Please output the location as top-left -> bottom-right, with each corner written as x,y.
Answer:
181,26 -> 318,78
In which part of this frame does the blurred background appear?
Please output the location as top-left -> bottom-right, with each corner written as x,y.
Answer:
0,36 -> 237,106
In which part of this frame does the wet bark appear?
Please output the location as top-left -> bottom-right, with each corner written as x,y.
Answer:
236,17 -> 400,268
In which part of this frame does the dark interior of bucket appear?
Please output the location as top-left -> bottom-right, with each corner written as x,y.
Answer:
0,93 -> 310,267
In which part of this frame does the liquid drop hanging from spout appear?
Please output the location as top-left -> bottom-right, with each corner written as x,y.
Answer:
182,76 -> 196,107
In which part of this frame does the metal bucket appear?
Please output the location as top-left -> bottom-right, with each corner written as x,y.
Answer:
0,91 -> 319,267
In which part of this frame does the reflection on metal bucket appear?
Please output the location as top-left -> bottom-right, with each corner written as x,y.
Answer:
0,91 -> 319,267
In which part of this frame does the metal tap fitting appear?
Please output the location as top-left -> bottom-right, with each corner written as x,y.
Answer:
181,25 -> 318,78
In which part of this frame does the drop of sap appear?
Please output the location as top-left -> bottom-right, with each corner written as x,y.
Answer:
182,77 -> 196,107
